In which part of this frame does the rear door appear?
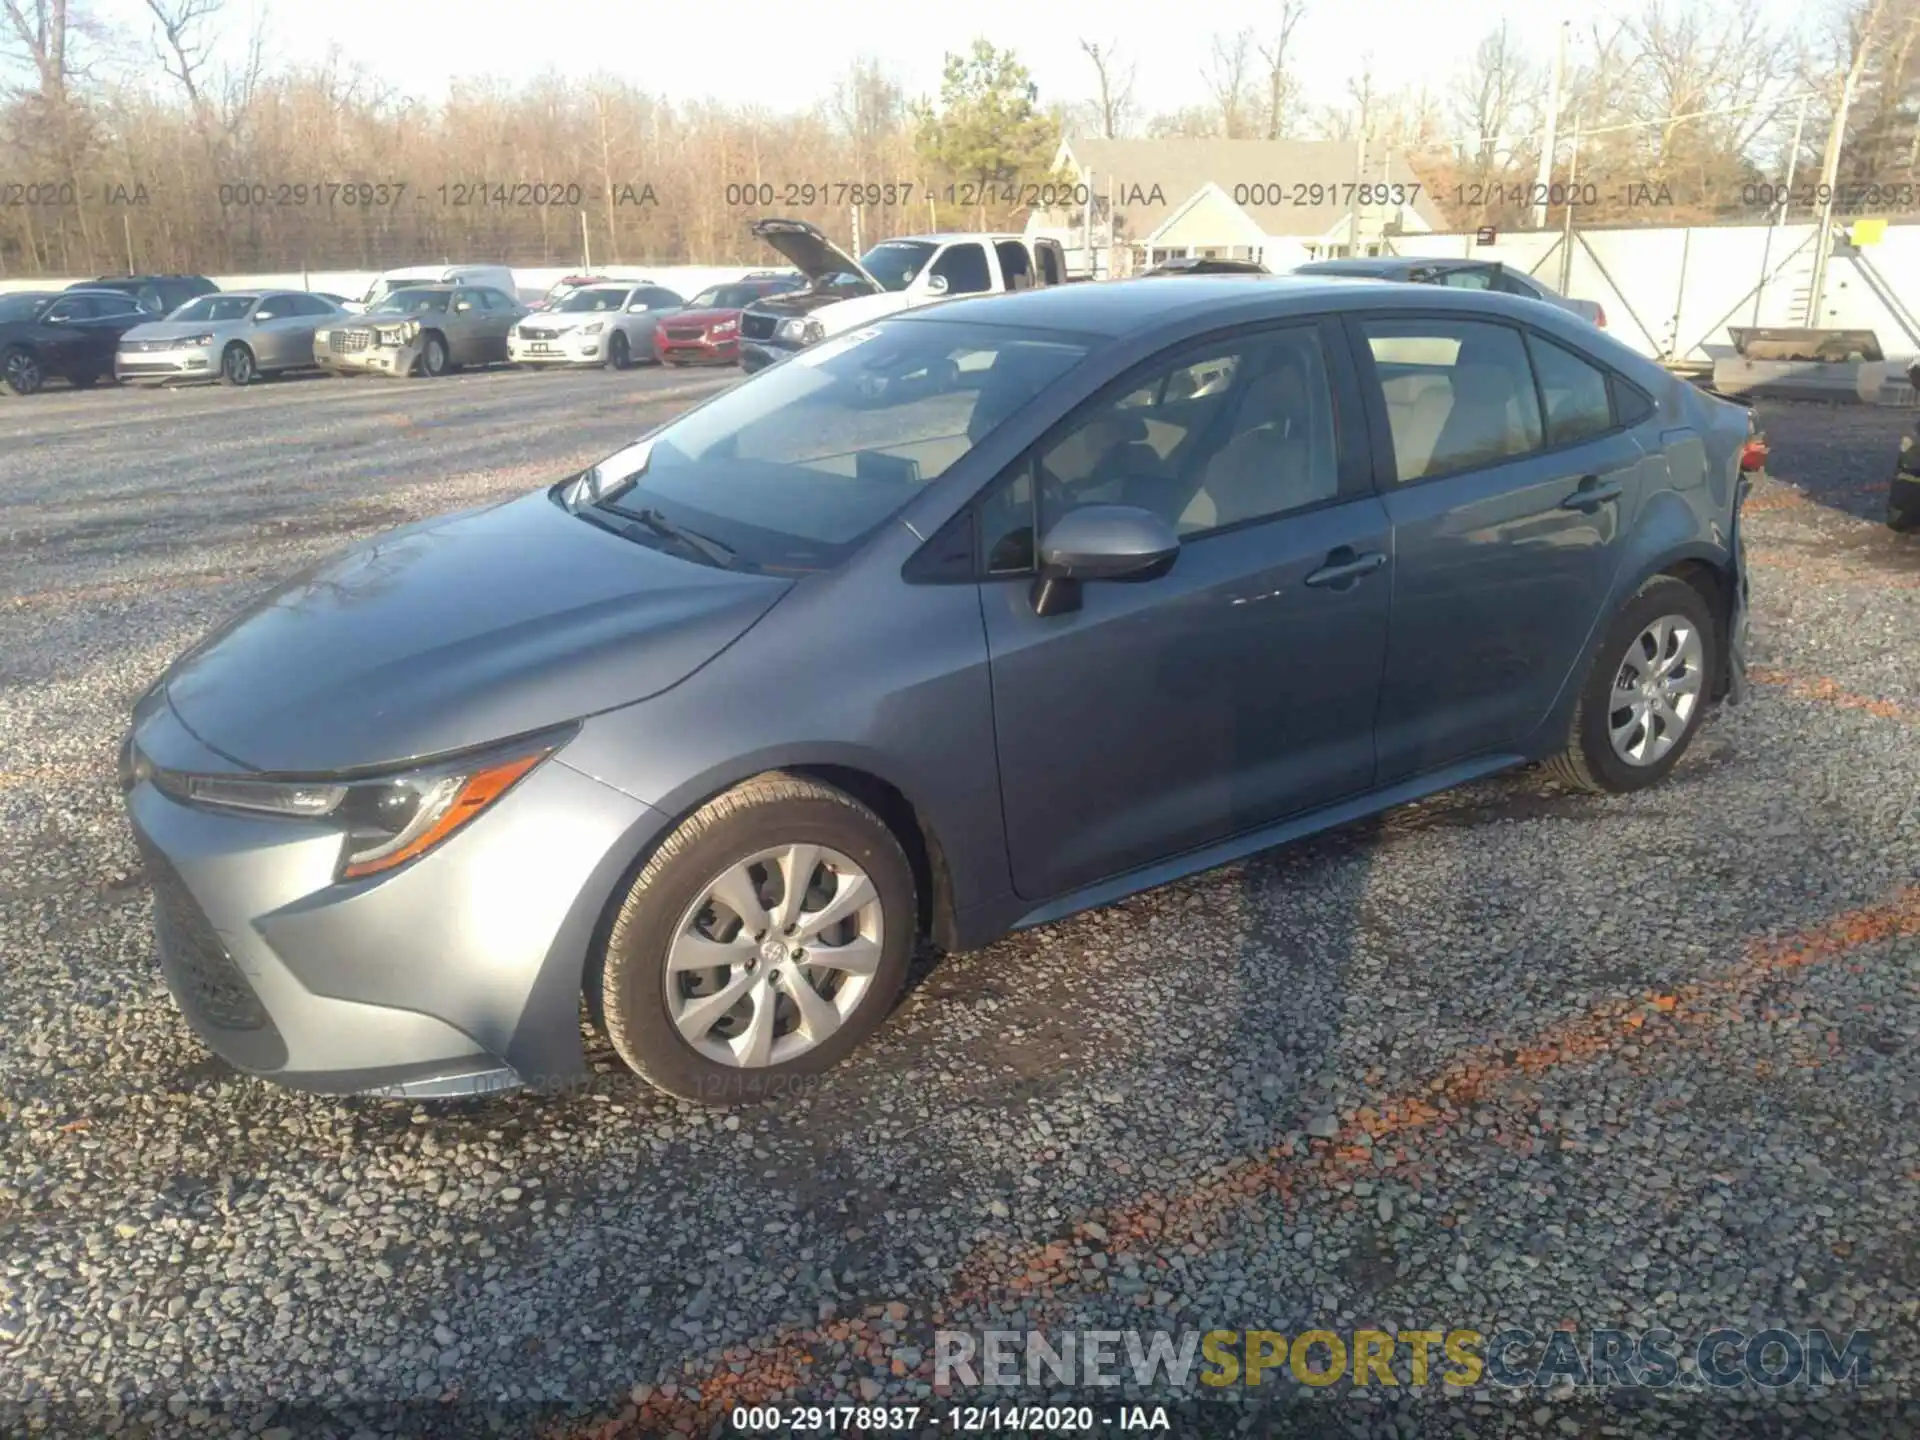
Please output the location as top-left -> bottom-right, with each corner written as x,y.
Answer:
978,319 -> 1392,899
1351,312 -> 1653,781
253,293 -> 302,367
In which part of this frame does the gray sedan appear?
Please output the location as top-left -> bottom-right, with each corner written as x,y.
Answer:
121,278 -> 1754,1104
313,285 -> 528,378
116,291 -> 349,386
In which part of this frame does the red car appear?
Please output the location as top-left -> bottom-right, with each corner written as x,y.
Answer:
654,274 -> 803,365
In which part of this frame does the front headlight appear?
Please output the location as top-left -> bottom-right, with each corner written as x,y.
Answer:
581,322 -> 605,335
777,317 -> 823,345
184,333 -> 213,347
711,319 -> 738,336
156,729 -> 571,880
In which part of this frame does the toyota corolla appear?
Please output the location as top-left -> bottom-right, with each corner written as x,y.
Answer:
122,278 -> 1755,1104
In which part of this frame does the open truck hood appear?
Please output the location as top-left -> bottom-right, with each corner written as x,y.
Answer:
750,218 -> 882,296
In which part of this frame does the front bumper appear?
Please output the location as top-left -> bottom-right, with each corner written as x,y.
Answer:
657,334 -> 739,364
116,347 -> 216,381
121,704 -> 665,1096
509,333 -> 604,365
315,341 -> 419,377
739,339 -> 799,374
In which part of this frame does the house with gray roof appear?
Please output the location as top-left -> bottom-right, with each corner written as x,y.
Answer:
1027,137 -> 1448,277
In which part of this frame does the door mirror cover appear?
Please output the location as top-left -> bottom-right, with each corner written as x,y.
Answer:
925,274 -> 950,296
1038,504 -> 1180,582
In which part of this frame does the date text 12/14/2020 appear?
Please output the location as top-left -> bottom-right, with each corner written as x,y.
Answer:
726,1404 -> 1172,1433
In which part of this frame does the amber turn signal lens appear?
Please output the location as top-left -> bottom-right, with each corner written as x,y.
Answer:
341,750 -> 545,879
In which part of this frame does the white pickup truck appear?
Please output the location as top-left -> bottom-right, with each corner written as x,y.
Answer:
738,218 -> 1067,373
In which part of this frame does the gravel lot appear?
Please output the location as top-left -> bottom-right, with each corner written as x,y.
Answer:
0,376 -> 1915,1439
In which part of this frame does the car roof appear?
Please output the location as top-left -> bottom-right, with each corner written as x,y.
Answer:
1295,257 -> 1475,274
894,273 -> 1583,341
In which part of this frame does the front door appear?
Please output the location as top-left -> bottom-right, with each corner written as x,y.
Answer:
979,321 -> 1392,901
1351,313 -> 1651,782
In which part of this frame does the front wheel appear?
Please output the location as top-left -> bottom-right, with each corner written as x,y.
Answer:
418,333 -> 450,377
606,332 -> 632,370
219,343 -> 255,387
593,773 -> 916,1104
1890,470 -> 1920,532
1545,575 -> 1717,795
1,347 -> 45,397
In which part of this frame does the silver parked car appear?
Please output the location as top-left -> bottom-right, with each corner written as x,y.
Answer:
508,282 -> 685,369
313,284 -> 528,378
116,291 -> 349,386
1292,257 -> 1608,329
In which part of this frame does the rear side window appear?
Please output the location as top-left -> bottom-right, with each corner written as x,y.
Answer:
1360,318 -> 1544,482
931,243 -> 992,295
1611,376 -> 1655,427
1439,269 -> 1493,290
1526,333 -> 1615,445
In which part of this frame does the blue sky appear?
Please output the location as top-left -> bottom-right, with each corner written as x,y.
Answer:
91,0 -> 1818,123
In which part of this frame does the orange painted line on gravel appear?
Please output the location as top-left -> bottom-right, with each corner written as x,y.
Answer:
573,885 -> 1920,1436
1748,666 -> 1912,723
0,760 -> 100,792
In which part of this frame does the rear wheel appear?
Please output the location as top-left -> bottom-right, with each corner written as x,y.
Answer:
1545,575 -> 1717,795
1,347 -> 44,397
219,343 -> 256,387
1890,472 -> 1920,532
593,772 -> 916,1104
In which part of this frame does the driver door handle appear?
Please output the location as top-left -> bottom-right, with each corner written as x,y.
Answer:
1560,475 -> 1624,511
1304,548 -> 1388,588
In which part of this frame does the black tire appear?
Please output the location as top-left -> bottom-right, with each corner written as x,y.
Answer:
1545,575 -> 1718,795
418,333 -> 450,378
606,332 -> 632,371
593,772 -> 916,1104
1,346 -> 44,397
1889,473 -> 1920,532
219,343 -> 255,387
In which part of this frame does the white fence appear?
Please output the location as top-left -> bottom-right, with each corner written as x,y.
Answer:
1389,221 -> 1920,366
0,264 -> 793,305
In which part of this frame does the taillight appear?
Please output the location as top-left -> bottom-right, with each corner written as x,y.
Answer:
1740,435 -> 1768,473
1595,305 -> 1607,328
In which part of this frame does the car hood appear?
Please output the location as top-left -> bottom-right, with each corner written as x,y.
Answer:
743,289 -> 856,322
750,219 -> 882,293
122,318 -> 247,342
665,307 -> 741,327
163,491 -> 793,774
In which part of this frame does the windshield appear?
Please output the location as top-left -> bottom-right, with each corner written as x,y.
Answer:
369,289 -> 451,315
857,241 -> 936,292
557,287 -> 630,313
686,285 -> 761,310
0,293 -> 55,323
582,319 -> 1088,572
362,276 -> 437,304
171,295 -> 258,323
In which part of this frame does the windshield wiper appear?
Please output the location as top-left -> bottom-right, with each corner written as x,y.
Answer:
597,502 -> 737,569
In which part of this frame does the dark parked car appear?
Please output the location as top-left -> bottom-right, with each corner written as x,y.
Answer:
0,288 -> 151,394
1143,256 -> 1271,276
122,278 -> 1752,1104
1293,257 -> 1606,328
1893,358 -> 1920,532
68,273 -> 218,318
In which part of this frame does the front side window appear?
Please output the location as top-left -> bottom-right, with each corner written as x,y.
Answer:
1528,333 -> 1615,445
931,243 -> 992,295
1361,318 -> 1543,482
980,328 -> 1341,571
47,297 -> 91,321
583,319 -> 1089,573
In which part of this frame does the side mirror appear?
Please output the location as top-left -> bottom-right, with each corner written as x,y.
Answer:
1030,504 -> 1180,617
253,312 -> 274,322
925,274 -> 949,296
627,303 -> 649,313
46,311 -> 69,324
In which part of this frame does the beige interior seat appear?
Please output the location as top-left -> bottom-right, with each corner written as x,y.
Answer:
1380,372 -> 1454,481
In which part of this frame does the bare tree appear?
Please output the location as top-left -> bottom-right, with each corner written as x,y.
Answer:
1449,21 -> 1538,167
1077,37 -> 1135,139
1205,30 -> 1255,139
1256,0 -> 1307,139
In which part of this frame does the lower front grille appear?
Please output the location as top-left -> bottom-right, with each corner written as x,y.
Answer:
740,312 -> 777,341
137,838 -> 271,1031
665,326 -> 706,341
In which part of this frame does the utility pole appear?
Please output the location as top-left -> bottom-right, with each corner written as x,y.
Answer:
1534,19 -> 1568,229
1805,0 -> 1885,324
1752,94 -> 1809,328
1558,118 -> 1581,296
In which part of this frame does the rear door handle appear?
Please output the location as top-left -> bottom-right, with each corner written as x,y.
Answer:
1304,548 -> 1388,588
1560,476 -> 1624,511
